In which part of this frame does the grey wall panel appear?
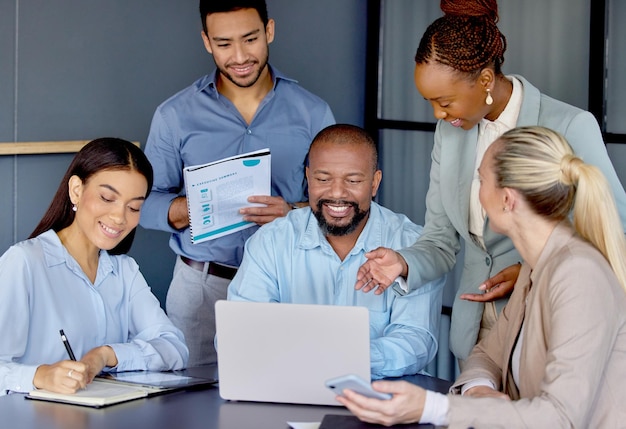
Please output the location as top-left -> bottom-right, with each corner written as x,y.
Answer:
15,153 -> 74,241
267,0 -> 367,126
16,0 -> 208,143
606,0 -> 626,133
380,1 -> 441,123
0,157 -> 14,252
0,1 -> 15,140
132,227 -> 175,306
0,1 -> 15,254
498,0 -> 590,109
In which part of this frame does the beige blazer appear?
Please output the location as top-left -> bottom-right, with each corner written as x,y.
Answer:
447,223 -> 626,428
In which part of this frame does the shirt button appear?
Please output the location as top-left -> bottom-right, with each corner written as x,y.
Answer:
485,257 -> 491,266
246,129 -> 252,135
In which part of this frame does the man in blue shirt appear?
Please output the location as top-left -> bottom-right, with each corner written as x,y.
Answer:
228,125 -> 445,379
140,0 -> 335,366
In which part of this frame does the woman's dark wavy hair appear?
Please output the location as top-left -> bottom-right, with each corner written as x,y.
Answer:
29,137 -> 153,255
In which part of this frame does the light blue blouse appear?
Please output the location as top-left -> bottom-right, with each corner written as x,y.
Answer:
0,230 -> 189,395
228,203 -> 446,379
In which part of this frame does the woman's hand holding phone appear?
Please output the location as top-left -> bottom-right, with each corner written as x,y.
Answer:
325,374 -> 392,400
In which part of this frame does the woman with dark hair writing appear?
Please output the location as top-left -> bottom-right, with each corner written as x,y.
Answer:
0,138 -> 188,395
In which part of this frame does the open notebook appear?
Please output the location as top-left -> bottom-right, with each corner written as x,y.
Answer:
215,300 -> 372,406
26,379 -> 148,408
26,368 -> 218,408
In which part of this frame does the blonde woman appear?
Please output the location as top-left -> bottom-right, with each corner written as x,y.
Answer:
339,126 -> 626,428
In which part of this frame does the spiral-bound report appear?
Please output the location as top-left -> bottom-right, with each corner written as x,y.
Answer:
183,148 -> 271,244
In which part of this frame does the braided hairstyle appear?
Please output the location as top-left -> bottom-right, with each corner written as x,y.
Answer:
415,0 -> 507,79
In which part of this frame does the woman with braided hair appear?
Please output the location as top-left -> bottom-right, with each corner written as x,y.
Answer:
355,0 -> 626,364
340,126 -> 626,427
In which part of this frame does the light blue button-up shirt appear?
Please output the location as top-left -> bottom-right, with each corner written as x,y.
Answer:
140,65 -> 335,266
228,203 -> 445,379
0,230 -> 188,395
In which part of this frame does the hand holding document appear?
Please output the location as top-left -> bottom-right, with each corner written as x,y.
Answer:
183,148 -> 271,244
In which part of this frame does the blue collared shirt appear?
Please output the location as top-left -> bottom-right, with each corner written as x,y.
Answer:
228,202 -> 446,379
0,230 -> 189,395
140,65 -> 335,266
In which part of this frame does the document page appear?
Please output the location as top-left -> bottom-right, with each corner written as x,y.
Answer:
183,148 -> 271,244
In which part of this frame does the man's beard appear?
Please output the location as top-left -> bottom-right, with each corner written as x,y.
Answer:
216,53 -> 269,88
313,199 -> 369,237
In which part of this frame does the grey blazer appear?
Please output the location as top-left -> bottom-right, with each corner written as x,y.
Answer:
447,223 -> 626,428
398,75 -> 626,359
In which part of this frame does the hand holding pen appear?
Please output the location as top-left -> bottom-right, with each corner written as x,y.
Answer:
58,329 -> 88,390
30,329 -> 86,393
60,330 -> 119,383
60,329 -> 77,361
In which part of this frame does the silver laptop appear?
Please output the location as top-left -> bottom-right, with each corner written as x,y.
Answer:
215,300 -> 371,406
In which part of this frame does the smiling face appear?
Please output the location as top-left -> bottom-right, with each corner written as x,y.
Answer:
201,8 -> 274,89
306,140 -> 382,239
69,169 -> 148,252
414,62 -> 490,130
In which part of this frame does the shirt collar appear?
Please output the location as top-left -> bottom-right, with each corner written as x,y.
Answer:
197,64 -> 297,94
40,229 -> 116,280
299,202 -> 384,258
479,75 -> 523,134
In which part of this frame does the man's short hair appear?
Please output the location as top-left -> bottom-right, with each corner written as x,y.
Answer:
199,0 -> 269,34
307,124 -> 378,173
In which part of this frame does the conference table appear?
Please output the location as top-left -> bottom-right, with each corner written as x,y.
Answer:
0,365 -> 452,429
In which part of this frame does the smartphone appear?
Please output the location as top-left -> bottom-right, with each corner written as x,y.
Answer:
325,374 -> 392,400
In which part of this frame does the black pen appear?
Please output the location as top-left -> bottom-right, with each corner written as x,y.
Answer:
59,329 -> 77,361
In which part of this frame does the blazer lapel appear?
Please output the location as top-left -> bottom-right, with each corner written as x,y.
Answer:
440,126 -> 477,239
501,263 -> 533,399
514,75 -> 541,126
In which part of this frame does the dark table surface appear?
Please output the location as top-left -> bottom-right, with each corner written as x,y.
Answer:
0,365 -> 451,429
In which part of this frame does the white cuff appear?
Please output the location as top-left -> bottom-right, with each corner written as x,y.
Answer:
420,390 -> 450,426
391,276 -> 408,296
460,378 -> 497,395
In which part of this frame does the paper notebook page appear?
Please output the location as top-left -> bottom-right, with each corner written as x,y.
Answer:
28,380 -> 148,406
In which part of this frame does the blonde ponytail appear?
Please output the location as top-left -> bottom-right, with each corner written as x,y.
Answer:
572,163 -> 626,292
493,126 -> 626,292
